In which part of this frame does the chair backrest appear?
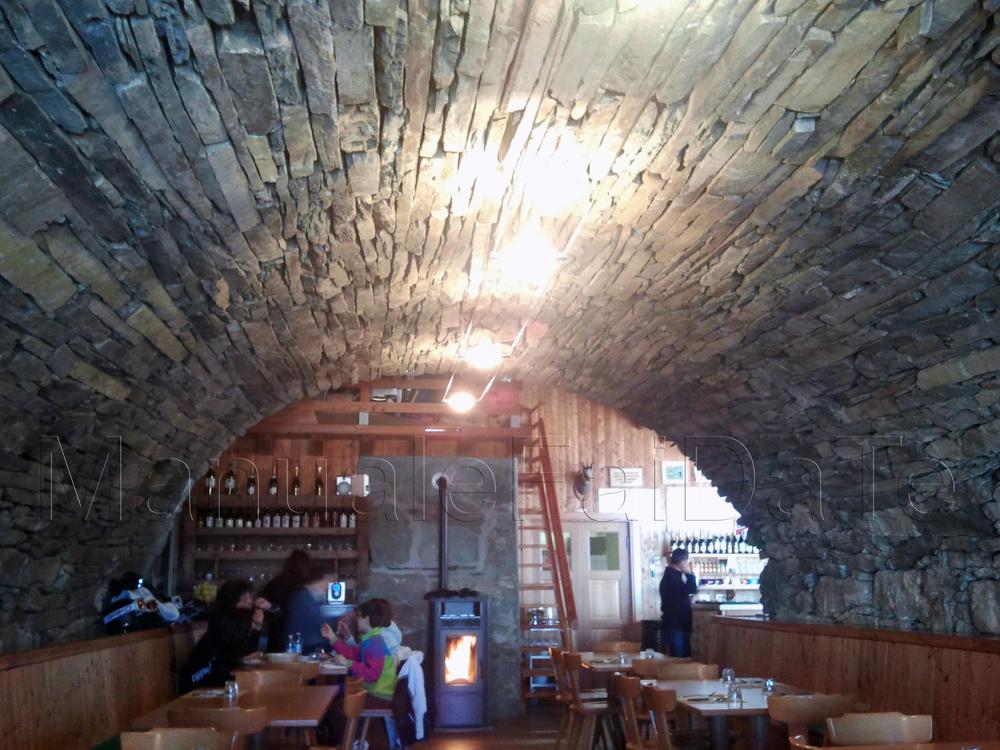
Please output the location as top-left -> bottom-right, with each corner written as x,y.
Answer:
826,712 -> 933,746
768,693 -> 856,738
642,684 -> 677,750
337,688 -> 366,750
657,662 -> 718,680
789,734 -> 822,750
167,704 -> 269,737
629,658 -> 660,678
235,668 -> 302,692
562,652 -> 587,706
549,647 -> 571,702
592,640 -> 641,654
616,674 -> 645,749
121,728 -> 234,750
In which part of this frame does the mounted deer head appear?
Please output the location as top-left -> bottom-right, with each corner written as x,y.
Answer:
574,462 -> 594,499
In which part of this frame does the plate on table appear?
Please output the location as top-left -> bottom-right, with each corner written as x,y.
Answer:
189,688 -> 226,698
265,652 -> 300,663
590,656 -> 618,664
682,694 -> 727,703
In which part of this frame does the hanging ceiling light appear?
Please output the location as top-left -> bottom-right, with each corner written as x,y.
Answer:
444,390 -> 477,413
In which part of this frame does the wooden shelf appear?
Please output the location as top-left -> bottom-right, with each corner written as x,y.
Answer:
688,552 -> 761,558
194,549 -> 361,561
191,494 -> 364,508
195,527 -> 358,537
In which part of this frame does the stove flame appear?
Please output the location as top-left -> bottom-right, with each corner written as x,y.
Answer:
444,635 -> 477,684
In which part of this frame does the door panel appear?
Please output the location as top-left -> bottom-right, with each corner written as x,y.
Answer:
565,520 -> 632,649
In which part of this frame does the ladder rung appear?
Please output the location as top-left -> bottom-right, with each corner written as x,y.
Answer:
519,524 -> 549,531
520,582 -> 557,590
519,543 -> 548,548
518,562 -> 552,569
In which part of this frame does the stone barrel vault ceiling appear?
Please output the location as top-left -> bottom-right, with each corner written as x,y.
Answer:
0,0 -> 999,647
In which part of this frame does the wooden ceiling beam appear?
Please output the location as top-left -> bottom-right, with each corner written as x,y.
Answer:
267,399 -> 527,416
246,424 -> 529,438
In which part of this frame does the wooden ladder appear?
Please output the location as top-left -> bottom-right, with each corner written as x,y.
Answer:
518,417 -> 576,702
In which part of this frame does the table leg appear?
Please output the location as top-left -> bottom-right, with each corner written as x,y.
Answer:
748,714 -> 771,750
707,717 -> 730,750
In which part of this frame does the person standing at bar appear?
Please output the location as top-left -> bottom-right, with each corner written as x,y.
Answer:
659,548 -> 698,657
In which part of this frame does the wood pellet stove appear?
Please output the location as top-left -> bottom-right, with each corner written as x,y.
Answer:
427,477 -> 489,729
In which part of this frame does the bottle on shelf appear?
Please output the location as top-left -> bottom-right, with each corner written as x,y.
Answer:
271,507 -> 282,528
315,465 -> 324,496
235,509 -> 244,529
246,470 -> 257,497
223,463 -> 237,495
225,509 -> 235,529
262,507 -> 272,529
205,508 -> 215,528
339,508 -> 349,529
204,467 -> 217,495
312,510 -> 321,528
292,510 -> 302,529
282,507 -> 291,528
268,464 -> 279,496
291,465 -> 301,496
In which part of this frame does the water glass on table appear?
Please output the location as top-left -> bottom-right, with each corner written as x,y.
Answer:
224,680 -> 238,702
722,667 -> 736,684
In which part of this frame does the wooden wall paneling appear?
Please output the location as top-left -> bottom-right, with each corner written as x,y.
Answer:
0,625 -> 203,750
708,617 -> 1000,741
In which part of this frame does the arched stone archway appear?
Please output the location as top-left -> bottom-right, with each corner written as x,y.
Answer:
1,0 -> 999,650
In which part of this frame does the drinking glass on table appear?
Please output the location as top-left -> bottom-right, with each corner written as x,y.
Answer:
224,680 -> 238,702
618,652 -> 628,665
722,667 -> 736,683
763,678 -> 775,694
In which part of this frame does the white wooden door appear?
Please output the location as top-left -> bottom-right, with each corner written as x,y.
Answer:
565,520 -> 632,650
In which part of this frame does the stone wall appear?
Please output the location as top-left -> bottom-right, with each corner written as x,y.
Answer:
358,455 -> 520,721
0,0 -> 998,652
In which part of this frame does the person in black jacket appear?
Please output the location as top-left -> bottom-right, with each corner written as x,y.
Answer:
659,548 -> 698,657
179,580 -> 271,692
258,549 -> 311,651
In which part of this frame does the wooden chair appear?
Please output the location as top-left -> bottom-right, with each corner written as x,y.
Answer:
592,640 -> 641,654
616,674 -> 657,750
826,712 -> 932,745
309,688 -> 366,750
630,658 -> 693,678
657,662 -> 718,680
789,734 -> 822,750
552,648 -> 605,750
167,704 -> 268,750
121,728 -> 234,750
767,693 -> 855,740
234,668 -> 303,692
642,684 -> 678,750
564,652 -> 615,750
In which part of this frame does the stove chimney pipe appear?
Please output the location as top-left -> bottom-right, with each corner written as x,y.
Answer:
438,475 -> 449,592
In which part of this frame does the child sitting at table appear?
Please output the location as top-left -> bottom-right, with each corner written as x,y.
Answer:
322,598 -> 397,706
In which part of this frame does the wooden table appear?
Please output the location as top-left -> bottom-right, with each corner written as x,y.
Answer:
580,651 -> 667,672
652,678 -> 802,750
131,685 -> 339,730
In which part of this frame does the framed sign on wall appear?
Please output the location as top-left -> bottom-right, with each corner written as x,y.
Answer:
608,466 -> 643,488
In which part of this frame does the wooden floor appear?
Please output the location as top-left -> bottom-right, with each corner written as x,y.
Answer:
377,705 -> 561,749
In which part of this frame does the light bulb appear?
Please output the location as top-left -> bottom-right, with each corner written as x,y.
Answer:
491,230 -> 560,291
444,391 -> 477,413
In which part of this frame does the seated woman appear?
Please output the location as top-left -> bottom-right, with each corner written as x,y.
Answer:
179,580 -> 270,691
322,599 -> 397,705
283,564 -> 332,654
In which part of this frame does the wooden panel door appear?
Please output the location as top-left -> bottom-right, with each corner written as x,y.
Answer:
566,520 -> 632,650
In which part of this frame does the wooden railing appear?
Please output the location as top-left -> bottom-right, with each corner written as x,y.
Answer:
707,615 -> 1000,741
0,622 -> 205,750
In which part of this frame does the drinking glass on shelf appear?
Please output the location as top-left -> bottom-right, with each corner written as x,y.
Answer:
722,667 -> 736,683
